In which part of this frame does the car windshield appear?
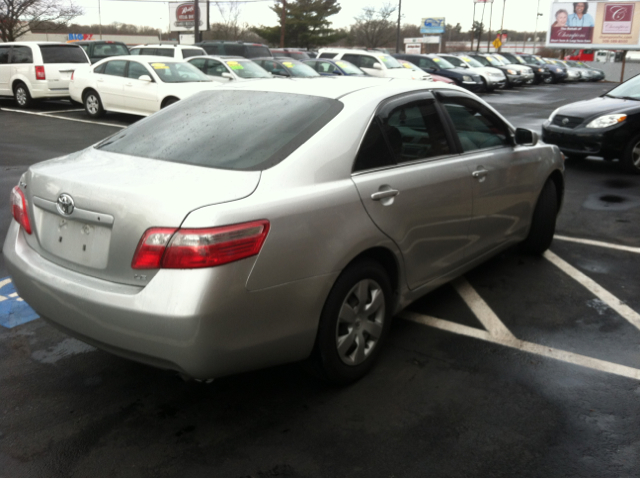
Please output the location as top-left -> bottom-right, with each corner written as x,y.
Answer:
470,55 -> 490,66
225,60 -> 271,78
522,55 -> 544,65
605,75 -> 640,100
493,54 -> 511,65
566,60 -> 580,67
443,56 -> 467,68
96,90 -> 344,171
430,56 -> 456,69
281,60 -> 320,77
376,54 -> 403,69
94,43 -> 129,57
484,55 -> 504,66
458,55 -> 484,68
334,60 -> 366,75
148,61 -> 212,83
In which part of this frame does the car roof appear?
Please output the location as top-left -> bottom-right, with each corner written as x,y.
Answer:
187,55 -> 248,61
209,76 -> 460,101
95,55 -> 188,63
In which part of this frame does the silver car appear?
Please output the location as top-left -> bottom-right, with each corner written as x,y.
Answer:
5,78 -> 565,384
441,54 -> 506,91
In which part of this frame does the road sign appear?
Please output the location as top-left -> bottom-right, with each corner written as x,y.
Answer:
492,37 -> 502,49
420,17 -> 445,35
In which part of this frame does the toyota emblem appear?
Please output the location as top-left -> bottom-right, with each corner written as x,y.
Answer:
56,193 -> 75,216
562,118 -> 569,125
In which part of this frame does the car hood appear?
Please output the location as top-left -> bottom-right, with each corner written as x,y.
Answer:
557,96 -> 640,118
384,68 -> 428,80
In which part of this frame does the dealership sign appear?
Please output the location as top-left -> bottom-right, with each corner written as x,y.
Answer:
420,17 -> 445,34
169,2 -> 207,32
546,1 -> 640,49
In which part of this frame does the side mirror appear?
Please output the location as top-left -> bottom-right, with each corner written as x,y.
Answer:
372,62 -> 383,70
426,67 -> 437,73
138,75 -> 152,82
221,72 -> 234,80
515,128 -> 538,146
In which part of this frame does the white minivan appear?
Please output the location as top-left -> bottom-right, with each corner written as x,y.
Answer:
316,48 -> 431,80
0,42 -> 90,107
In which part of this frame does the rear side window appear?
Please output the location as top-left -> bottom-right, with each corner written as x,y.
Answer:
223,44 -> 244,56
93,62 -> 106,74
11,46 -> 33,63
103,60 -> 127,77
319,52 -> 336,59
354,120 -> 396,172
156,48 -> 174,57
201,44 -> 220,55
96,90 -> 344,171
181,49 -> 203,58
341,54 -> 361,67
39,45 -> 88,64
0,46 -> 10,64
130,48 -> 141,55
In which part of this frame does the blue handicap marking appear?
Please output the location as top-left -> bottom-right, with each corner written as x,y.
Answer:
0,277 -> 40,328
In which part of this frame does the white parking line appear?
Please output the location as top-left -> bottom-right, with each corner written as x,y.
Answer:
400,312 -> 640,380
452,277 -> 515,340
0,107 -> 125,129
555,234 -> 640,254
544,250 -> 640,331
38,109 -> 84,114
0,278 -> 11,303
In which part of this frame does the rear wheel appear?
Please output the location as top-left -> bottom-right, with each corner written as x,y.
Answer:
622,135 -> 640,174
13,82 -> 33,108
521,180 -> 558,255
310,259 -> 392,385
83,90 -> 105,118
162,97 -> 179,108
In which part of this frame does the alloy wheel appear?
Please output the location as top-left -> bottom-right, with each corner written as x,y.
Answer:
335,279 -> 385,366
632,140 -> 640,170
16,87 -> 27,106
86,95 -> 100,115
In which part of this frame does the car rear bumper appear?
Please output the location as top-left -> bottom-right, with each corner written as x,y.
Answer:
541,121 -> 627,158
4,221 -> 332,379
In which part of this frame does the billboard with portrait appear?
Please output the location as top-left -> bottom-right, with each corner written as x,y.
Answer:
546,1 -> 640,49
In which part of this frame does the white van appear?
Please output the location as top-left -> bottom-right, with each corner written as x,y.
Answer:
316,48 -> 430,80
0,42 -> 90,107
129,44 -> 206,60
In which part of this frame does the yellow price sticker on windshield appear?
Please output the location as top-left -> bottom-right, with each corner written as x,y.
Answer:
151,63 -> 169,70
227,61 -> 244,70
336,61 -> 348,68
283,62 -> 294,68
461,56 -> 471,61
401,62 -> 412,68
378,56 -> 388,62
433,57 -> 441,62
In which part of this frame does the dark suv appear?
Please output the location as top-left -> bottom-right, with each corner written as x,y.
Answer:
195,41 -> 272,58
73,40 -> 129,64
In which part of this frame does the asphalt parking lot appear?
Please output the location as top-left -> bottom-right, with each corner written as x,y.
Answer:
1,81 -> 639,477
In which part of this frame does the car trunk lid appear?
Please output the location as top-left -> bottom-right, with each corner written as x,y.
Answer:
22,148 -> 261,286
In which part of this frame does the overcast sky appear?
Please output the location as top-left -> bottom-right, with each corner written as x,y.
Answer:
72,0 -> 558,35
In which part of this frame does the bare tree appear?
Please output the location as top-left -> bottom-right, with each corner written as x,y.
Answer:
0,0 -> 83,42
349,3 -> 396,49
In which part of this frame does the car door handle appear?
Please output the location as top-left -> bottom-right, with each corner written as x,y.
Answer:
371,189 -> 399,201
472,169 -> 489,179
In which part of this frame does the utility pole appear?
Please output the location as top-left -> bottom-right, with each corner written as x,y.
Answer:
498,0 -> 506,52
472,2 -> 477,51
98,0 -> 103,40
396,0 -> 402,54
533,0 -> 541,54
194,0 -> 200,43
477,0 -> 487,52
280,0 -> 287,47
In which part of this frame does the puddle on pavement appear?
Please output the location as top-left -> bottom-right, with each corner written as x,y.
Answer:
583,191 -> 640,211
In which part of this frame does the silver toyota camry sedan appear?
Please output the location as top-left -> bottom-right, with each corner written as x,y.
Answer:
5,78 -> 564,384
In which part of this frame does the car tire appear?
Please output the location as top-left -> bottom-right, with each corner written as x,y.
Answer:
310,259 -> 392,385
521,180 -> 558,255
481,78 -> 490,92
13,82 -> 33,108
544,75 -> 554,84
622,135 -> 640,174
83,90 -> 105,118
162,97 -> 179,108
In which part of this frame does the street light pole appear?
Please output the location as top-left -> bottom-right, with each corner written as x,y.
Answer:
478,0 -> 487,52
498,0 -> 506,52
472,2 -> 477,51
280,0 -> 286,47
98,0 -> 102,40
396,0 -> 402,54
487,1 -> 493,52
533,0 -> 541,54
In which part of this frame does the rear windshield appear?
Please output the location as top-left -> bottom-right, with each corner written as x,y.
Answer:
39,45 -> 88,64
94,43 -> 129,57
246,46 -> 272,58
96,90 -> 344,171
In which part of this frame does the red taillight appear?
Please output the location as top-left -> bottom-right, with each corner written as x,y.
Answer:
131,220 -> 269,270
10,186 -> 32,235
71,70 -> 74,81
35,66 -> 46,80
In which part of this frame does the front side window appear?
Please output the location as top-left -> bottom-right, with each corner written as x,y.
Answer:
103,60 -> 127,77
127,61 -> 151,79
341,54 -> 362,67
12,46 -> 33,63
438,94 -> 511,152
205,59 -> 226,76
188,58 -> 206,72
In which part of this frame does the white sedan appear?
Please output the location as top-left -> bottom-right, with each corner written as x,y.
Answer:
69,55 -> 219,117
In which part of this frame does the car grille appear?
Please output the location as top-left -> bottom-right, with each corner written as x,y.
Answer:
552,115 -> 584,129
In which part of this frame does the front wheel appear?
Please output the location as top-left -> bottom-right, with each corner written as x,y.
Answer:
84,90 -> 105,118
543,75 -> 554,84
622,135 -> 640,174
310,259 -> 392,385
521,180 -> 558,255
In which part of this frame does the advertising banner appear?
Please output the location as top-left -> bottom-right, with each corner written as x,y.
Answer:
169,2 -> 208,32
546,1 -> 640,49
420,18 -> 445,34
